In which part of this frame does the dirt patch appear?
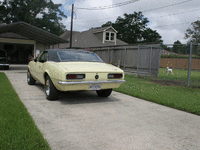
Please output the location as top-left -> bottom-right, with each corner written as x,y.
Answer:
148,79 -> 186,87
139,77 -> 200,88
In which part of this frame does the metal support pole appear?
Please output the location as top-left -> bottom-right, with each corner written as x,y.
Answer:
108,48 -> 110,63
187,42 -> 193,87
137,45 -> 140,77
157,48 -> 161,77
70,4 -> 74,48
123,47 -> 126,70
149,45 -> 152,73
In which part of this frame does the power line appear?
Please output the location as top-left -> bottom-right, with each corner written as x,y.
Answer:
154,21 -> 192,28
74,0 -> 196,22
142,0 -> 194,13
75,0 -> 193,11
75,0 -> 140,10
74,7 -> 200,23
149,8 -> 200,19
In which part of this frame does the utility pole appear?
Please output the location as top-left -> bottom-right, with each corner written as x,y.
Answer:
70,4 -> 74,48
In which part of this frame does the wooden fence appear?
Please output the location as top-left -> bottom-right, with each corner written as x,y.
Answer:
83,44 -> 161,76
160,58 -> 200,70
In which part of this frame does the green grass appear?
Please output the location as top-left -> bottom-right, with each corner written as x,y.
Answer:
0,73 -> 51,150
114,74 -> 200,115
158,68 -> 200,86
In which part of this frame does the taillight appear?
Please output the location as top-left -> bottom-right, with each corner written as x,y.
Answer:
67,74 -> 85,79
108,73 -> 122,79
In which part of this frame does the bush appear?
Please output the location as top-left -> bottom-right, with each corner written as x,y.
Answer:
161,54 -> 200,59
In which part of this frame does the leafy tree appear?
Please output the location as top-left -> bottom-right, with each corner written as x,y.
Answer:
185,20 -> 200,44
185,21 -> 200,56
0,0 -> 67,35
172,40 -> 183,54
161,43 -> 171,51
142,28 -> 162,43
101,12 -> 162,44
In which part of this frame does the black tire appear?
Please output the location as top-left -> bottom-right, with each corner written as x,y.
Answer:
45,75 -> 59,100
96,89 -> 112,97
4,66 -> 9,70
27,70 -> 36,85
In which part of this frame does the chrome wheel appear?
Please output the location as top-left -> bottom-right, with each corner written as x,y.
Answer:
27,71 -> 30,83
27,70 -> 36,85
45,78 -> 50,96
45,75 -> 59,100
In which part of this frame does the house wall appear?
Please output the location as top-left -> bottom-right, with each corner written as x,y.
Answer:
35,42 -> 50,57
0,37 -> 35,45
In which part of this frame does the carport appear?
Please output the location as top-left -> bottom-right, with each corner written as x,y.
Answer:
0,21 -> 68,64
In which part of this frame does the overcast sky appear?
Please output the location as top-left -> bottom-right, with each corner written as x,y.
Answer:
51,0 -> 200,44
1,0 -> 199,44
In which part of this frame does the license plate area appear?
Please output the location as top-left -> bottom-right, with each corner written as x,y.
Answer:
89,84 -> 101,90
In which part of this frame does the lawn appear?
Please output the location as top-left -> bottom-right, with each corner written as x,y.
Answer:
114,74 -> 200,115
158,68 -> 200,86
0,73 -> 51,150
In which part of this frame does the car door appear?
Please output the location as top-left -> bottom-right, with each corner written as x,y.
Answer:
35,51 -> 48,84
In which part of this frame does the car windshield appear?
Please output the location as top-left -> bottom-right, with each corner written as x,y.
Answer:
57,51 -> 104,63
0,50 -> 6,57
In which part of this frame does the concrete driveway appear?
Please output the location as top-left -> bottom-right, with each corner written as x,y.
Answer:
1,65 -> 200,150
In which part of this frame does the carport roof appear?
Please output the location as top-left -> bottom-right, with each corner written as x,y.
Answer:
0,21 -> 68,45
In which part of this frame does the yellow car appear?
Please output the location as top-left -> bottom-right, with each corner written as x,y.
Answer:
27,49 -> 125,100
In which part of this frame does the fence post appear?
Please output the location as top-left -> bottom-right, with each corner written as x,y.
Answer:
137,45 -> 140,77
123,47 -> 126,70
187,42 -> 193,87
157,48 -> 162,77
108,48 -> 110,63
149,45 -> 152,73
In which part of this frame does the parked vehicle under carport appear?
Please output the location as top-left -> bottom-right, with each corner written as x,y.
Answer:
0,49 -> 9,70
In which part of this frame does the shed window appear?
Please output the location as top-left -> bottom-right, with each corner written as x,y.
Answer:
106,32 -> 110,40
111,33 -> 114,40
105,32 -> 115,41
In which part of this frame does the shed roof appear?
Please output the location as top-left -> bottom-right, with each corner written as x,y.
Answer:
92,26 -> 118,33
0,22 -> 68,45
59,26 -> 127,48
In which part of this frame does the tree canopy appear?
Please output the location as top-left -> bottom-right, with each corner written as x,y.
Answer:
185,20 -> 200,44
0,0 -> 67,35
172,40 -> 185,54
101,12 -> 162,44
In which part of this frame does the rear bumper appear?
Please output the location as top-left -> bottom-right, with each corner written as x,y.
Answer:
58,80 -> 126,85
0,64 -> 9,66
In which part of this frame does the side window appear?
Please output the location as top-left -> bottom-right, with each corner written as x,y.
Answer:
38,52 -> 48,63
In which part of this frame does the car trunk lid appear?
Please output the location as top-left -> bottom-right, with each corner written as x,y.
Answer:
58,62 -> 122,73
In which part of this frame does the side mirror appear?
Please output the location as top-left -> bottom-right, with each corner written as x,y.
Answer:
34,57 -> 38,62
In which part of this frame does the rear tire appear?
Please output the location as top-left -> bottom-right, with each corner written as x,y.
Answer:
45,76 -> 59,100
96,89 -> 112,97
27,70 -> 36,85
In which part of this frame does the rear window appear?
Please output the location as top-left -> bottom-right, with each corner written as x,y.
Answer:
0,50 -> 6,57
57,50 -> 103,63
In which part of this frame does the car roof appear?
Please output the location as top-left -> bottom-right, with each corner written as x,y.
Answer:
44,49 -> 93,53
45,49 -> 94,62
